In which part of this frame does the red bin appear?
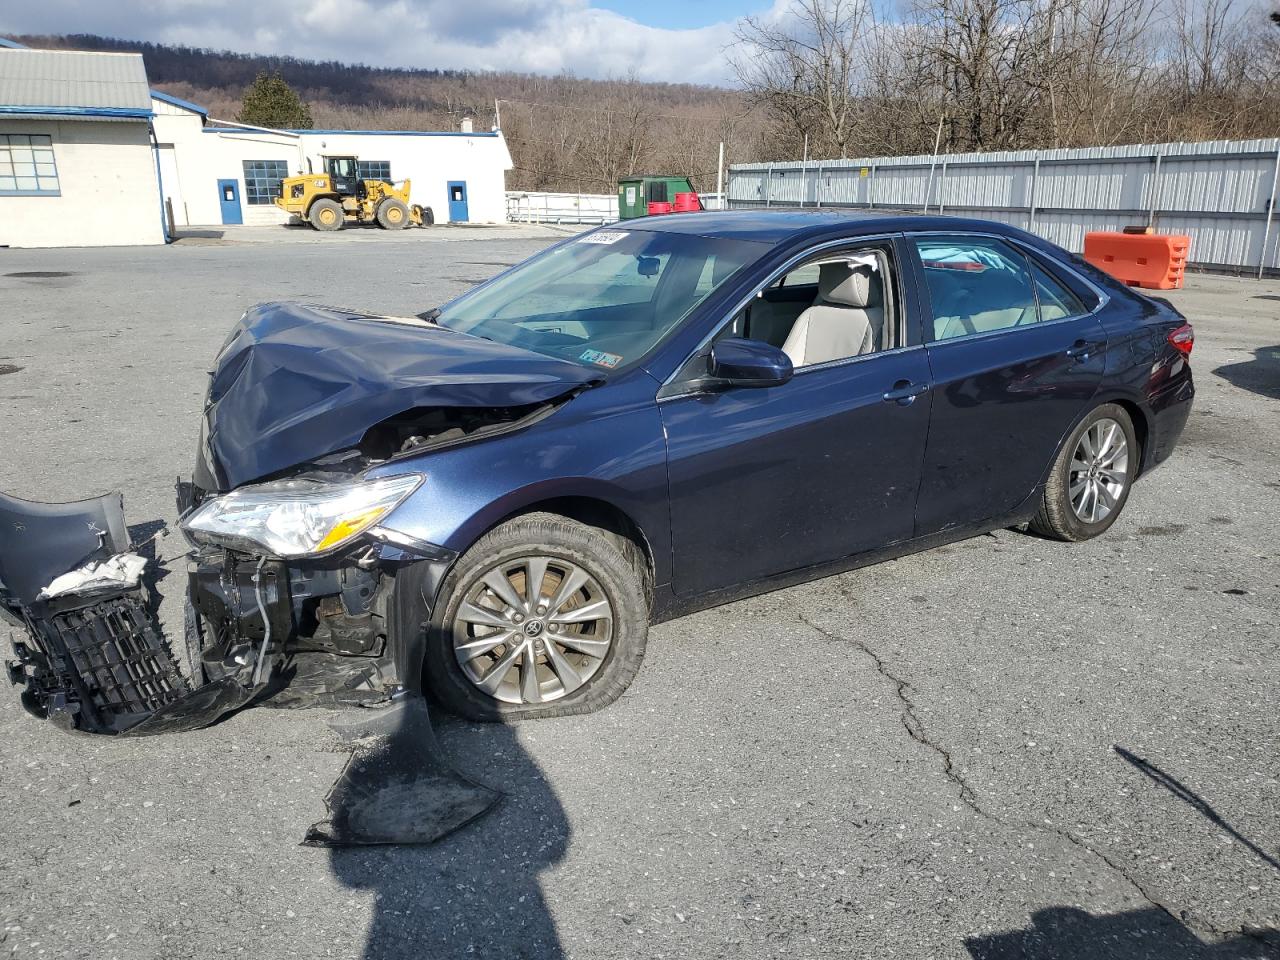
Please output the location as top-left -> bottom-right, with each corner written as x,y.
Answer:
647,201 -> 673,215
673,191 -> 702,212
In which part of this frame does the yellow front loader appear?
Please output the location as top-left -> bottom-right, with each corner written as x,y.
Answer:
275,156 -> 433,231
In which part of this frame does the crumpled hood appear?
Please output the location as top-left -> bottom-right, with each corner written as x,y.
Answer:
196,301 -> 598,492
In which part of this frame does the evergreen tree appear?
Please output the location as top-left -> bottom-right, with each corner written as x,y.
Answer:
236,71 -> 313,129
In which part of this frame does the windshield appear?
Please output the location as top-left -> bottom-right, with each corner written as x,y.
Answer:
436,229 -> 765,372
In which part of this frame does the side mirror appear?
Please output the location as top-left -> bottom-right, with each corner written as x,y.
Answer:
707,338 -> 793,388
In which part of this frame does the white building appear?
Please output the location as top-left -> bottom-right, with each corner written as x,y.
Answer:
151,95 -> 513,228
0,46 -> 165,248
1,39 -> 514,247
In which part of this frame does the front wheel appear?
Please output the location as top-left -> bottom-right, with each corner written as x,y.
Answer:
424,513 -> 649,721
376,198 -> 410,230
1031,403 -> 1139,541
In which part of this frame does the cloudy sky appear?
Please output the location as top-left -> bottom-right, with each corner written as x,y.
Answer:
0,0 -> 784,85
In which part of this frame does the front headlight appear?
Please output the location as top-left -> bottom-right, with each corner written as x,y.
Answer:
181,474 -> 422,558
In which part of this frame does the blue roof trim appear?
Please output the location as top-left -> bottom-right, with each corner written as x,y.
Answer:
0,105 -> 152,119
285,129 -> 500,137
151,90 -> 208,116
0,37 -> 28,48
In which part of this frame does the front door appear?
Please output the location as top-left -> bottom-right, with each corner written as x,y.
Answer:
217,179 -> 242,225
448,181 -> 469,222
909,233 -> 1107,534
661,237 -> 933,599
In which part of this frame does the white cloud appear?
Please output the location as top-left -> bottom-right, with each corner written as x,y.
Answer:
0,0 -> 750,84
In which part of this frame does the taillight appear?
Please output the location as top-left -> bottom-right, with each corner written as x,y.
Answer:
1168,323 -> 1194,357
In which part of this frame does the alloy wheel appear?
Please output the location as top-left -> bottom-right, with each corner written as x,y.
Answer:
1069,417 -> 1129,523
452,556 -> 614,705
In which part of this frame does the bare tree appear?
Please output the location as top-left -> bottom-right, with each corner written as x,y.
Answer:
731,0 -> 877,158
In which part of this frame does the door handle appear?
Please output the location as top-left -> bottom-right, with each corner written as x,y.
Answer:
1066,340 -> 1103,362
883,380 -> 929,405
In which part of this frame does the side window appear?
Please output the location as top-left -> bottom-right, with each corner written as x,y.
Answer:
1028,257 -> 1088,321
914,236 -> 1038,342
740,245 -> 898,367
776,263 -> 820,288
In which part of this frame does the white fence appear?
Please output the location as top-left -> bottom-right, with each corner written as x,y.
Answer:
507,191 -> 618,225
507,191 -> 728,226
728,139 -> 1280,275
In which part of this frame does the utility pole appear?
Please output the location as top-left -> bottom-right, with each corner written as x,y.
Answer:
800,133 -> 809,208
716,141 -> 725,210
923,113 -> 945,212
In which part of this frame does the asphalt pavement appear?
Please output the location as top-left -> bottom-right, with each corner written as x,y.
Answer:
0,225 -> 1277,960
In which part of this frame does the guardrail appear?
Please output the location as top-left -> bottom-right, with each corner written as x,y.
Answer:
507,192 -> 617,225
507,191 -> 727,226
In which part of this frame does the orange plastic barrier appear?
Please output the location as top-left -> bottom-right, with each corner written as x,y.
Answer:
1083,232 -> 1191,290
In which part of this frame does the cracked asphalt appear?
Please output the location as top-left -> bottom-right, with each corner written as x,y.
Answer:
0,226 -> 1277,960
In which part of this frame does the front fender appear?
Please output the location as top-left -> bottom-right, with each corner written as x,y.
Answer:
366,374 -> 673,587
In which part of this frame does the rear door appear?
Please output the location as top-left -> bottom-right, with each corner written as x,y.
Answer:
661,236 -> 934,598
908,233 -> 1107,535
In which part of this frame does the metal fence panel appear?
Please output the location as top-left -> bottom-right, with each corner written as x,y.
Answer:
729,138 -> 1280,274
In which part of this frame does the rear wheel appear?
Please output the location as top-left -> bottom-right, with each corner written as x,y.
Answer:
309,198 -> 345,232
1031,403 -> 1138,541
376,198 -> 410,230
424,513 -> 649,721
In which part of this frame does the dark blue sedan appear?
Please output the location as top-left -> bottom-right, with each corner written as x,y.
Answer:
1,212 -> 1195,733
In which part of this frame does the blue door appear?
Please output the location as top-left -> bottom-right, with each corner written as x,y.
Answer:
447,181 -> 469,222
217,179 -> 243,225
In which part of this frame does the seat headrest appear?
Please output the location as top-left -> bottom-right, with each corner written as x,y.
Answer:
818,262 -> 881,308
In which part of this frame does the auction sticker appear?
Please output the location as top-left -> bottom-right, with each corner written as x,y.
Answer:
580,349 -> 622,368
579,231 -> 628,245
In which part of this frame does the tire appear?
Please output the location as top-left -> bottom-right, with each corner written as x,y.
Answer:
309,198 -> 345,231
421,206 -> 435,226
424,512 -> 649,721
376,198 -> 410,230
1031,403 -> 1139,542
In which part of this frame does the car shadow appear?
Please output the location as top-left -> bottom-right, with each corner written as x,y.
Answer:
326,712 -> 570,959
1212,346 -> 1280,400
964,906 -> 1279,959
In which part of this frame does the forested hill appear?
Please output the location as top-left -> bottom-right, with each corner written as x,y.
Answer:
14,34 -> 761,193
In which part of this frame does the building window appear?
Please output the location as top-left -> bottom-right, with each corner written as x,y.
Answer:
0,134 -> 60,196
356,160 -> 391,182
242,159 -> 289,205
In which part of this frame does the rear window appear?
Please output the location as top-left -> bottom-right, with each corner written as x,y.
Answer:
914,237 -> 1039,341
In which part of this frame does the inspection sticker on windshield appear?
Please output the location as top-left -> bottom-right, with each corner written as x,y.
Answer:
579,231 -> 628,245
580,349 -> 622,369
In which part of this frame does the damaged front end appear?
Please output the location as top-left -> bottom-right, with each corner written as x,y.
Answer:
1,474 -> 450,735
0,299 -> 600,840
0,485 -> 499,844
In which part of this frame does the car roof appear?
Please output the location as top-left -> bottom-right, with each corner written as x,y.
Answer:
622,210 -> 1029,244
